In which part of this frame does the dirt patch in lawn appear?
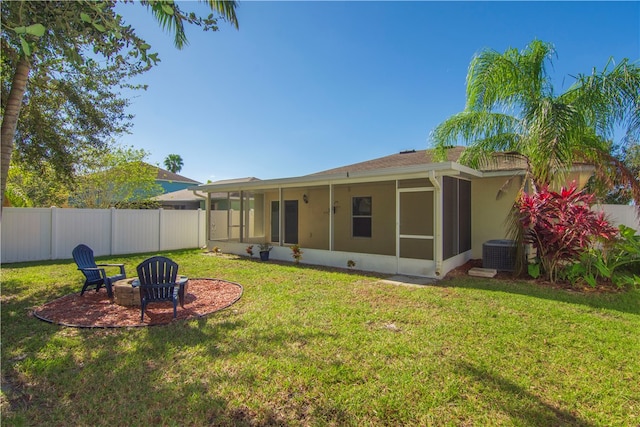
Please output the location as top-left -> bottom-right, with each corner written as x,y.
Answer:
32,278 -> 243,328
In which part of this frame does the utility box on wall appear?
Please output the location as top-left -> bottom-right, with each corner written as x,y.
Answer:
482,239 -> 517,272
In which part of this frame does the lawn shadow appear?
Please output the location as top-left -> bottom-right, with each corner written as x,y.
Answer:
456,361 -> 596,426
435,276 -> 640,316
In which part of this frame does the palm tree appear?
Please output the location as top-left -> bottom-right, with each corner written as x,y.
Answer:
164,154 -> 184,174
431,40 -> 640,203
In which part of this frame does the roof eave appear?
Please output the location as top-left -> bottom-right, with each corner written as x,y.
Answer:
480,164 -> 596,178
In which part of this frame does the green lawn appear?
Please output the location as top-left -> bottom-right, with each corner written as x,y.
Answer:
2,249 -> 639,426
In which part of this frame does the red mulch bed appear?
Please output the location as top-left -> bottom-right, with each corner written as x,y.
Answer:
32,279 -> 243,328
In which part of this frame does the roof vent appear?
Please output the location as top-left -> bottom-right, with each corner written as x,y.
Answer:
399,149 -> 416,154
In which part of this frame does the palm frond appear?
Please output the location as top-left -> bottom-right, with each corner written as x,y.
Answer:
565,58 -> 640,141
466,40 -> 555,113
142,1 -> 188,49
495,174 -> 525,201
591,149 -> 640,209
430,110 -> 522,151
458,135 -> 524,170
466,48 -> 521,111
204,0 -> 239,29
516,39 -> 555,99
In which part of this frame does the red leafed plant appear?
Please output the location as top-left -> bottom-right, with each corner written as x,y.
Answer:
516,183 -> 618,283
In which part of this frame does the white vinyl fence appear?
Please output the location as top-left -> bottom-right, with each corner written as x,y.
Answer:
1,205 -> 637,264
595,204 -> 640,231
1,207 -> 206,264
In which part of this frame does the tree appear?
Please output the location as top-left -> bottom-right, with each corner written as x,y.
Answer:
70,146 -> 163,208
1,0 -> 238,212
431,40 -> 640,204
5,159 -> 70,207
585,139 -> 640,204
164,154 -> 184,173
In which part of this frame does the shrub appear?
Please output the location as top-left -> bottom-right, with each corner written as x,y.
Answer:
563,225 -> 640,288
516,183 -> 618,283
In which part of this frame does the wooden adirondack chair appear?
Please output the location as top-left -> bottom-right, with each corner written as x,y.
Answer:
136,256 -> 180,321
72,244 -> 126,298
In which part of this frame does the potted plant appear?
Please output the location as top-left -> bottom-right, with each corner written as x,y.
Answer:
246,245 -> 254,258
259,242 -> 273,261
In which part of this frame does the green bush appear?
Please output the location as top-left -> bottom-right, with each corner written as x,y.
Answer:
563,225 -> 640,288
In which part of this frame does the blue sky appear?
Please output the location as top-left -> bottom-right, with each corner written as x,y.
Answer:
115,1 -> 639,184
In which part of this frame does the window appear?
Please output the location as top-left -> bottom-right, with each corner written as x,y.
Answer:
352,196 -> 372,237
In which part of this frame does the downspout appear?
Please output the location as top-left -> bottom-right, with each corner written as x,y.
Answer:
428,170 -> 443,277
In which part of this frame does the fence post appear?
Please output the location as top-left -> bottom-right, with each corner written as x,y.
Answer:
197,208 -> 203,248
50,206 -> 57,260
158,208 -> 164,251
110,207 -> 117,255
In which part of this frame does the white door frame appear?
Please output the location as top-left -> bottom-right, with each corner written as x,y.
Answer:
396,185 -> 437,276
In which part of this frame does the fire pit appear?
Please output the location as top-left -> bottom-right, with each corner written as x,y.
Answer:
113,276 -> 189,307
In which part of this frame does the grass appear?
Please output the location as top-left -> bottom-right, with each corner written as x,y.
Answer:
2,249 -> 639,426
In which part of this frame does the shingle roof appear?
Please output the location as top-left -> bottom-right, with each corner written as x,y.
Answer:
154,165 -> 201,184
308,147 -> 467,176
307,147 -> 543,176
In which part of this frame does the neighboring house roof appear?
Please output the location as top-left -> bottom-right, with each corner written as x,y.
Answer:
154,188 -> 206,202
208,177 -> 261,185
153,165 -> 201,184
156,178 -> 261,202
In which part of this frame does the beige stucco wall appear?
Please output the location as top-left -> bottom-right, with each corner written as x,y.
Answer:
471,176 -> 520,259
297,187 -> 330,249
263,188 -> 331,250
263,183 -> 397,255
471,170 -> 595,258
562,170 -> 593,190
333,181 -> 396,256
261,181 -> 427,256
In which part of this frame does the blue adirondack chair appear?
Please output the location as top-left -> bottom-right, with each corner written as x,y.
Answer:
72,244 -> 126,298
136,256 -> 180,321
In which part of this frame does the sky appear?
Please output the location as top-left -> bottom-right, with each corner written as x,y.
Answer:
114,1 -> 640,184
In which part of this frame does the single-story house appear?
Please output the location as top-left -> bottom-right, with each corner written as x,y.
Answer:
194,147 -> 594,278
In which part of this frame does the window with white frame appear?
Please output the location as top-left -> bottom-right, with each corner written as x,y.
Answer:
352,196 -> 372,238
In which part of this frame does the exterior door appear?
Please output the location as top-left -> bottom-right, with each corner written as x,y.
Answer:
284,200 -> 298,244
397,188 -> 435,276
